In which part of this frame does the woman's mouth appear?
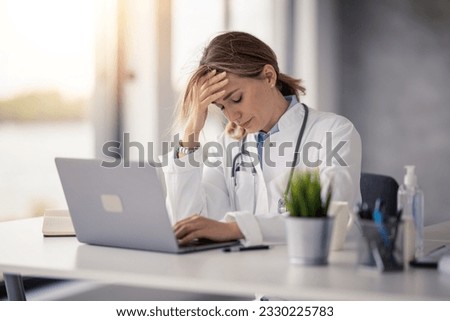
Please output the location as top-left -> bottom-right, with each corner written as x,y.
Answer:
240,117 -> 253,128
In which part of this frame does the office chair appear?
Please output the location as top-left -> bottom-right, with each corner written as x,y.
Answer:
360,172 -> 399,216
0,277 -> 79,301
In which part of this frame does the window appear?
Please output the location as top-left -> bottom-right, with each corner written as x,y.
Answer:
170,0 -> 285,140
171,0 -> 284,90
0,0 -> 95,221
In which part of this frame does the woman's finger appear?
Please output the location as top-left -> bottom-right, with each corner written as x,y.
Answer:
174,214 -> 200,226
183,70 -> 226,135
174,216 -> 211,241
178,230 -> 201,246
173,215 -> 201,235
200,89 -> 226,107
199,78 -> 228,102
174,222 -> 195,239
176,222 -> 204,245
200,71 -> 226,90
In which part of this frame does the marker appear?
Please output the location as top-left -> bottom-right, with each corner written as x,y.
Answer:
223,245 -> 270,252
372,198 -> 389,247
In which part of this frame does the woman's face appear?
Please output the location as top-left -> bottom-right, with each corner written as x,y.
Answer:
212,72 -> 283,133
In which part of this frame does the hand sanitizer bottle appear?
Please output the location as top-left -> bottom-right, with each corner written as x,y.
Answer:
398,166 -> 424,266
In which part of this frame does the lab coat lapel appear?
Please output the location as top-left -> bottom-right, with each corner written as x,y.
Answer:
246,135 -> 269,214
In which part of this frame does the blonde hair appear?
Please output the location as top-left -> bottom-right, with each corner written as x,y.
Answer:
176,31 -> 306,140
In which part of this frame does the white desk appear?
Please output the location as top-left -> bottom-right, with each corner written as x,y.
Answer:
1,217 -> 450,300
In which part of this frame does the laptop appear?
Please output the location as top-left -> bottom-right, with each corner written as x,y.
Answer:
55,157 -> 240,253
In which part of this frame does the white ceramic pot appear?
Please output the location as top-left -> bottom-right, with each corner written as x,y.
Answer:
285,216 -> 335,265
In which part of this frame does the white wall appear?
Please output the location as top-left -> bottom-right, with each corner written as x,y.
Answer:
338,0 -> 450,225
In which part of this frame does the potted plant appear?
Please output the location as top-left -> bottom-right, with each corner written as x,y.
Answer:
284,169 -> 334,265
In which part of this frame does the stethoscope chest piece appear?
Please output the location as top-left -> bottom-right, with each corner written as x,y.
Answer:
277,198 -> 286,214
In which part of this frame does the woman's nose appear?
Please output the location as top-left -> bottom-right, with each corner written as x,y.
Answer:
227,109 -> 242,124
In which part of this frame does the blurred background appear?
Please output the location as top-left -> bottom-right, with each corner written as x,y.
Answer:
1,0 -> 449,225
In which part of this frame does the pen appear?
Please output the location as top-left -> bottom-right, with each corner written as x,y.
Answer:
426,244 -> 450,258
223,245 -> 270,252
373,198 -> 389,247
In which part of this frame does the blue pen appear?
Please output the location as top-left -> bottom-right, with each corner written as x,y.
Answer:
373,199 -> 389,247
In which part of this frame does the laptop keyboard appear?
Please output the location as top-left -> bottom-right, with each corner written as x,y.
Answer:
183,238 -> 218,247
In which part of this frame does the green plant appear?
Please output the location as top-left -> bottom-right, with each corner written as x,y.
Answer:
284,170 -> 332,218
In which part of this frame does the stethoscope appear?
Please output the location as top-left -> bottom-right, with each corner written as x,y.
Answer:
230,104 -> 309,214
230,134 -> 258,213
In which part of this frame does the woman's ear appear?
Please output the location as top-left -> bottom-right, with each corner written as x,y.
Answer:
262,64 -> 277,88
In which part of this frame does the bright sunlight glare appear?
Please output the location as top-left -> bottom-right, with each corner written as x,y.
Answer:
0,0 -> 95,99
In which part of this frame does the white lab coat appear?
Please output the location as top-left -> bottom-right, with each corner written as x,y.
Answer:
162,101 -> 362,246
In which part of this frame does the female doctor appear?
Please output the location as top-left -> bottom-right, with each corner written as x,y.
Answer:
163,31 -> 362,246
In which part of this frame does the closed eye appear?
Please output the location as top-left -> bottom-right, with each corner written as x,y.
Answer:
231,96 -> 242,103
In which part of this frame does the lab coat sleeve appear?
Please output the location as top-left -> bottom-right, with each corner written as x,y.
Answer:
161,147 -> 232,224
224,211 -> 287,246
318,116 -> 362,208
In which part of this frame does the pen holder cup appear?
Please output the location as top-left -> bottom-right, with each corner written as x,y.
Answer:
357,220 -> 403,272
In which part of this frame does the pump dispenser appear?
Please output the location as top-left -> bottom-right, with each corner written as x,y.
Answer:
404,166 -> 417,187
398,165 -> 424,266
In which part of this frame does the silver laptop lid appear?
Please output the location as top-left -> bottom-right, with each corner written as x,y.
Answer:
55,157 -> 180,253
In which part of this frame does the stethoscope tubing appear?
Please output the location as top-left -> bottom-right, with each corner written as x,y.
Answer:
231,104 -> 309,213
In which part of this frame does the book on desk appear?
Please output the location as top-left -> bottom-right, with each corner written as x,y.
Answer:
41,209 -> 76,237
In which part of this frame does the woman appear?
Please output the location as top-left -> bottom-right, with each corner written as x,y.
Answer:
163,31 -> 361,246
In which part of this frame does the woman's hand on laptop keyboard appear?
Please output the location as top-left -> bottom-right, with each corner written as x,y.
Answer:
174,214 -> 244,246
